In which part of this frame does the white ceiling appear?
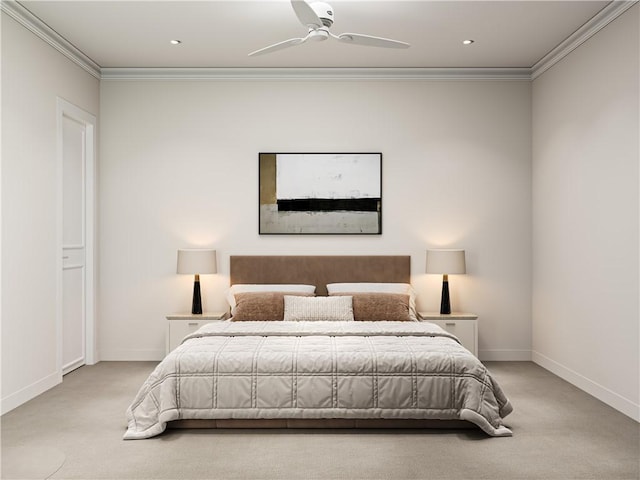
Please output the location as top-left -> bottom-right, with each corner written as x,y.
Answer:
17,0 -> 610,69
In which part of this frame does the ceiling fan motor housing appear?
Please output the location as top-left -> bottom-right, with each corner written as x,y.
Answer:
311,1 -> 334,27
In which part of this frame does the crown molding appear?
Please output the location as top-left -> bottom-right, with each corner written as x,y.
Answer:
100,67 -> 531,81
531,0 -> 639,80
1,0 -> 101,79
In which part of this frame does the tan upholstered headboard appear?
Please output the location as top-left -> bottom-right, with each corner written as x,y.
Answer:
230,256 -> 410,296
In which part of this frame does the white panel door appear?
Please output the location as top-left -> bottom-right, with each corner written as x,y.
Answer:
62,115 -> 86,375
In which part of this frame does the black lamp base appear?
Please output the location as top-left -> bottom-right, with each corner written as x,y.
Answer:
191,275 -> 202,315
440,274 -> 451,315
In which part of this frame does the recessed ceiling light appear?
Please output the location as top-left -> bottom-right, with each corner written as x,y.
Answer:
462,39 -> 475,45
170,40 -> 182,45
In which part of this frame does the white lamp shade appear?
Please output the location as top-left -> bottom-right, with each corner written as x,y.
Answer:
177,249 -> 217,275
426,249 -> 466,274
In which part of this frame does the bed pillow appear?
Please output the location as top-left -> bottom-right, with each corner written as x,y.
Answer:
226,284 -> 316,314
283,295 -> 354,322
330,292 -> 413,321
326,282 -> 418,320
232,292 -> 314,321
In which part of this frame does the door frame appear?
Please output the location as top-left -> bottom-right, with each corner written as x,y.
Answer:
56,97 -> 97,374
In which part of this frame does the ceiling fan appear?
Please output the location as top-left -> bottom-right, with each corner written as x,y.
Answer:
249,0 -> 410,57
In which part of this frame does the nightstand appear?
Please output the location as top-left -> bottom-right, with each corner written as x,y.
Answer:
418,312 -> 478,356
166,312 -> 226,354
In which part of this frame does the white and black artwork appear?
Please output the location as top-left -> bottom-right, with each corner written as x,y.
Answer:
259,153 -> 382,234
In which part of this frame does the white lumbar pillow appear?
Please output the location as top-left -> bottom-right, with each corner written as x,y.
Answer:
283,295 -> 354,322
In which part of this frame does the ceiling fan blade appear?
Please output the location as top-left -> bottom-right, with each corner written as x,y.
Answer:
248,37 -> 307,57
337,33 -> 410,49
291,0 -> 323,29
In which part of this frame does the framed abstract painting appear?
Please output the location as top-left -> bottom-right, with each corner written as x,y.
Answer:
259,152 -> 382,235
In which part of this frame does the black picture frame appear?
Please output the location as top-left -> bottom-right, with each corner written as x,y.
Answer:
259,152 -> 382,235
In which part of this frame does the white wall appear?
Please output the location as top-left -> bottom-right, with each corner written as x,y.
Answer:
1,15 -> 100,413
99,79 -> 532,361
532,5 -> 639,421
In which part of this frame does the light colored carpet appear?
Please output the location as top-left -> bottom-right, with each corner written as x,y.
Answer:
1,361 -> 638,480
0,445 -> 65,479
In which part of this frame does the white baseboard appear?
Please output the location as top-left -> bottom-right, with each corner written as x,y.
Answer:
478,349 -> 532,361
532,351 -> 640,422
1,370 -> 61,415
99,348 -> 164,361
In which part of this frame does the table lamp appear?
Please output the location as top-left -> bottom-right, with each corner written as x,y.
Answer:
177,249 -> 217,314
426,249 -> 466,314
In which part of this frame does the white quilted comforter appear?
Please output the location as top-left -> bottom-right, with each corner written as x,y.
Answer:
124,321 -> 513,439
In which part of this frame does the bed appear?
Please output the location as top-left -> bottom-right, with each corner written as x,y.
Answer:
124,255 -> 513,440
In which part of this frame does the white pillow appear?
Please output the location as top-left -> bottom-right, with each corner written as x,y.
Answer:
283,295 -> 354,322
226,284 -> 316,314
326,282 -> 417,320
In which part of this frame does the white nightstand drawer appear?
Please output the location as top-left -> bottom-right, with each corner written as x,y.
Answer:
166,312 -> 226,354
429,320 -> 476,355
418,313 -> 478,356
168,320 -> 208,351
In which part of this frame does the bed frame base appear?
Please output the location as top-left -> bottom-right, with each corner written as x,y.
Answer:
168,419 -> 476,430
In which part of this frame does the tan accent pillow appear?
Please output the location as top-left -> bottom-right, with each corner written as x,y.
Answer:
326,283 -> 418,320
330,293 -> 412,321
226,284 -> 316,314
232,292 -> 314,321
